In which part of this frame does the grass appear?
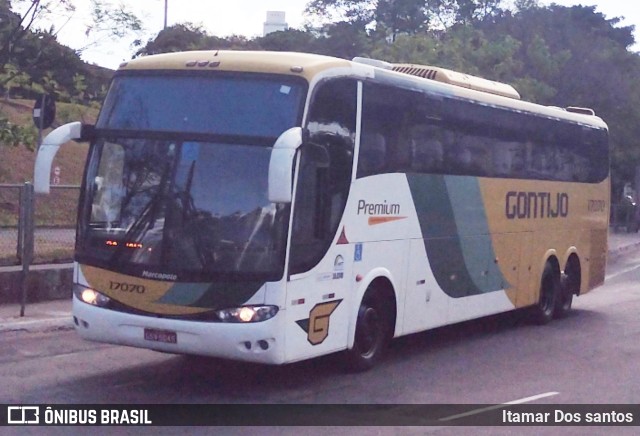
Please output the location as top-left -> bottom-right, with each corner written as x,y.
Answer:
0,98 -> 95,185
0,98 -> 97,263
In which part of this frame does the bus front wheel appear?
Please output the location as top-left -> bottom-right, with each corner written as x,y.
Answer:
345,291 -> 391,372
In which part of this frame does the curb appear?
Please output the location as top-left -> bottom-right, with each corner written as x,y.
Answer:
0,316 -> 74,334
607,241 -> 640,264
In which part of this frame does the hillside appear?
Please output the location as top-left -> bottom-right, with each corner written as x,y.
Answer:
0,99 -> 98,227
0,98 -> 96,185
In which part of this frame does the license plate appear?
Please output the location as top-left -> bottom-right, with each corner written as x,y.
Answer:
144,328 -> 177,344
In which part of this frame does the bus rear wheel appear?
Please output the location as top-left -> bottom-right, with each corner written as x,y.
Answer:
556,257 -> 580,318
531,262 -> 559,325
555,281 -> 573,318
345,292 -> 391,372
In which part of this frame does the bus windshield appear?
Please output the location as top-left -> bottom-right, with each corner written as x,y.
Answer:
77,73 -> 305,281
79,138 -> 290,281
97,72 -> 305,138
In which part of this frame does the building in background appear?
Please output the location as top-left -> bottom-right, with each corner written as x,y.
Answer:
263,11 -> 288,36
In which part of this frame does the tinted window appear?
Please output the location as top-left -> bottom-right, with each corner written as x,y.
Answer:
358,82 -> 608,183
78,138 -> 289,281
98,73 -> 305,138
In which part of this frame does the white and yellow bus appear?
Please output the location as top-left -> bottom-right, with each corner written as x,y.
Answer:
34,51 -> 609,370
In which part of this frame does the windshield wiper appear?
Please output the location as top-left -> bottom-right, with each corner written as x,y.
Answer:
109,161 -> 173,266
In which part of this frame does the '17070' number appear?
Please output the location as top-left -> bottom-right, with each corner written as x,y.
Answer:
109,281 -> 145,293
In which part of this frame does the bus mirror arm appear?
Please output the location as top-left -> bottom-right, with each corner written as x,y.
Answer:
268,127 -> 303,204
79,124 -> 96,142
33,121 -> 93,194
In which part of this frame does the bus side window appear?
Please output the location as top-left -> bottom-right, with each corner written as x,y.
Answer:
359,82 -> 419,177
358,131 -> 387,176
407,124 -> 444,174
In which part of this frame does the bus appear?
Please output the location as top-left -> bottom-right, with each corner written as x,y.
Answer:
33,51 -> 609,371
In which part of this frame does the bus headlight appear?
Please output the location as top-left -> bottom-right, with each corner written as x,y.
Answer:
216,305 -> 278,323
73,284 -> 111,307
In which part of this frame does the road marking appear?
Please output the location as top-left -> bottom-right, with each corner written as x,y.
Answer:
606,263 -> 640,281
438,391 -> 559,422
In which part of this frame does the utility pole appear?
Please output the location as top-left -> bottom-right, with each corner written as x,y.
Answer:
164,0 -> 168,29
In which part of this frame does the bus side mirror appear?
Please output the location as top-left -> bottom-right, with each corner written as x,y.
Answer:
33,122 -> 94,194
268,127 -> 303,204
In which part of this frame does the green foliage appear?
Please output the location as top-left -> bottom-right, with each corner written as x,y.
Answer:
0,0 -> 138,110
0,116 -> 37,149
317,22 -> 373,59
305,0 -> 377,27
134,23 -> 211,56
41,71 -> 69,101
258,29 -> 320,53
376,0 -> 430,38
89,0 -> 142,39
510,77 -> 556,103
0,63 -> 32,99
370,33 -> 439,63
474,4 -> 639,192
54,101 -> 96,125
71,73 -> 87,103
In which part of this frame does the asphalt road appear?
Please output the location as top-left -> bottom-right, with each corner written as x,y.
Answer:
2,248 -> 640,434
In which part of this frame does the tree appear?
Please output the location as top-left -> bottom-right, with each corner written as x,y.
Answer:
0,0 -> 139,106
375,0 -> 430,40
1,1 -> 142,57
71,72 -> 86,103
41,70 -> 67,100
257,29 -> 319,53
0,0 -> 70,71
305,0 -> 376,28
1,0 -> 141,85
370,32 -> 439,63
478,5 -> 640,193
454,0 -> 505,24
134,23 -> 210,56
134,24 -> 260,58
304,0 -> 509,33
0,63 -> 31,99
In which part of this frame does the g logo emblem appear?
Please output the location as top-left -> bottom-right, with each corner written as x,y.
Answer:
296,300 -> 342,345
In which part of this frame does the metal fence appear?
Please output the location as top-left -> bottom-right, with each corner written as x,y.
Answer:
0,183 -> 79,266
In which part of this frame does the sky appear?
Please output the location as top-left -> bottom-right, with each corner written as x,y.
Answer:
32,1 -> 640,69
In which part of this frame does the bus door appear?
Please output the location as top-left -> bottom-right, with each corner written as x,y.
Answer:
284,141 -> 353,362
283,77 -> 357,362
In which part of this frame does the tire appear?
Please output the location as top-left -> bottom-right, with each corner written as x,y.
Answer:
531,263 -> 559,325
345,292 -> 391,372
556,260 -> 579,318
555,277 -> 574,318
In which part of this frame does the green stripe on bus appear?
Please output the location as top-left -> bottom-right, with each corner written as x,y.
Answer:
157,281 -> 263,309
445,176 -> 508,293
406,174 -> 509,297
